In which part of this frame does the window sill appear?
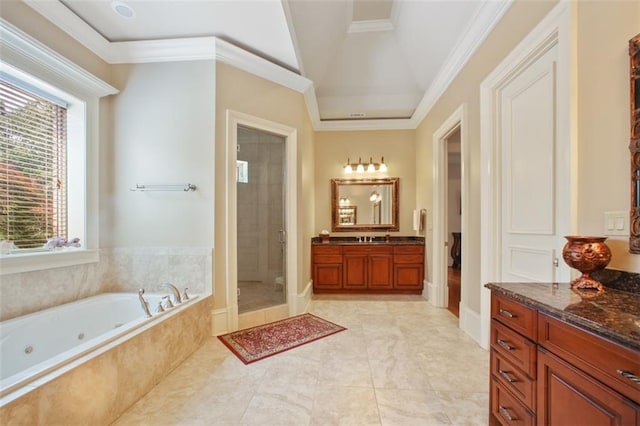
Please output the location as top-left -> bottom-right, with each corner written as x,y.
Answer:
0,249 -> 99,275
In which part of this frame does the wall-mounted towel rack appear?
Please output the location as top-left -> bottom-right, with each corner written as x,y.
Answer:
130,183 -> 197,192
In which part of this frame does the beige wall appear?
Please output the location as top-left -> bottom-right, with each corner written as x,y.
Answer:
416,0 -> 560,313
576,1 -> 640,272
214,63 -> 315,309
314,130 -> 417,235
416,0 -> 639,316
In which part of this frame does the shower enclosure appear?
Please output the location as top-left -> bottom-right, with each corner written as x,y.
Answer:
236,125 -> 286,313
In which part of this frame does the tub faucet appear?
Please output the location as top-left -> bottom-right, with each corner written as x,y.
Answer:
160,282 -> 182,304
138,289 -> 152,318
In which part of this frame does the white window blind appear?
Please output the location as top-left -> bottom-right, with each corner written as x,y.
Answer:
0,79 -> 68,248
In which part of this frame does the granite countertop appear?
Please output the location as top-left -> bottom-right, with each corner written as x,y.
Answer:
311,236 -> 425,246
485,282 -> 640,352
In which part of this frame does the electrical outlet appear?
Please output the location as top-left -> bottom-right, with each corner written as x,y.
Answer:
604,211 -> 628,236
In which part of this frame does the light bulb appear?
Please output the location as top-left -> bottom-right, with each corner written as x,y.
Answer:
356,157 -> 364,173
379,157 -> 388,173
344,158 -> 352,174
367,157 -> 375,173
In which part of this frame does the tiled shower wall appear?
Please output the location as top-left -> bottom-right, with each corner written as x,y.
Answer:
0,247 -> 212,322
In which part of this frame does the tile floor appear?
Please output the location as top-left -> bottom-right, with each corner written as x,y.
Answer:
238,281 -> 285,313
112,295 -> 489,425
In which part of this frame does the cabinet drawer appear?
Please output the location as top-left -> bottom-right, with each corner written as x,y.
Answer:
491,379 -> 535,426
491,320 -> 537,378
491,349 -> 536,411
312,245 -> 342,255
343,245 -> 392,255
393,254 -> 423,264
393,245 -> 424,254
491,293 -> 537,340
538,313 -> 640,404
314,255 -> 342,264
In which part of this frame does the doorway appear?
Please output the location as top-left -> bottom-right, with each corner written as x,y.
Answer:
236,125 -> 286,313
431,104 -> 468,322
446,128 -> 462,317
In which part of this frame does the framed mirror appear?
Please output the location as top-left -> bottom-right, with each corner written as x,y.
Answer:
630,33 -> 640,253
331,178 -> 399,232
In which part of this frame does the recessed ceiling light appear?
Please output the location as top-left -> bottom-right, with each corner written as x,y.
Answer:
111,1 -> 136,19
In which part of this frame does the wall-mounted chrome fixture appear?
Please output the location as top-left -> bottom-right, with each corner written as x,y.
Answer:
130,183 -> 196,192
344,157 -> 387,174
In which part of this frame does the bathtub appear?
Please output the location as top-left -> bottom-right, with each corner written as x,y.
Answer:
0,292 -> 201,405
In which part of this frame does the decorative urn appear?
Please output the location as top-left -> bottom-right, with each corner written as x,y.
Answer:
562,236 -> 612,291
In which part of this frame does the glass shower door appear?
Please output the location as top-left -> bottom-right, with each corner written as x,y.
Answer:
236,125 -> 286,313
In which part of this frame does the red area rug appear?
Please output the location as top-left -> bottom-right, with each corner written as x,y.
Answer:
218,313 -> 346,364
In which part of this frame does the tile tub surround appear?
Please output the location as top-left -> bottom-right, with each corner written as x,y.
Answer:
0,247 -> 212,322
485,282 -> 640,351
0,295 -> 212,425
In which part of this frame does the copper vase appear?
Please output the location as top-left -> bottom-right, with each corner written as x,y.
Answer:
562,236 -> 611,291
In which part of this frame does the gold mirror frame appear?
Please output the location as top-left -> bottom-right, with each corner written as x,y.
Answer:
630,33 -> 640,253
331,178 -> 399,232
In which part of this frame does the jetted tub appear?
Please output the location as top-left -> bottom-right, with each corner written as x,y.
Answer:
0,292 -> 199,402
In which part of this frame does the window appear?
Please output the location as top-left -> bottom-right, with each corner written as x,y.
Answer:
0,78 -> 68,248
0,19 -> 117,274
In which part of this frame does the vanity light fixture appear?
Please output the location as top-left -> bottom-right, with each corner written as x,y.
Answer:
342,157 -> 388,174
379,157 -> 388,173
367,157 -> 376,173
344,158 -> 353,174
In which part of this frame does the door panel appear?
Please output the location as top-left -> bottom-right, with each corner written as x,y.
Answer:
500,45 -> 567,283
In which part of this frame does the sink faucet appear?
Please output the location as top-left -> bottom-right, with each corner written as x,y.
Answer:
160,282 -> 182,304
138,288 -> 152,318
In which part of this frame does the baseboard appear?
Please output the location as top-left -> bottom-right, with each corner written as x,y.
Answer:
295,280 -> 313,314
211,308 -> 229,336
460,303 -> 482,346
422,280 -> 430,300
423,280 -> 436,305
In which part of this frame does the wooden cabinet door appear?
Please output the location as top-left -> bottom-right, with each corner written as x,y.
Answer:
313,263 -> 342,290
393,263 -> 424,290
343,254 -> 367,289
368,254 -> 393,289
537,348 -> 639,426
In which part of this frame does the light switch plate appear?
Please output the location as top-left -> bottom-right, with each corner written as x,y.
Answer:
604,211 -> 628,236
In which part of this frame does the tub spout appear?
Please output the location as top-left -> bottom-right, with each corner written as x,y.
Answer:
138,289 -> 152,318
160,282 -> 182,304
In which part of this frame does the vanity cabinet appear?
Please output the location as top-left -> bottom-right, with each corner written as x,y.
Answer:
343,245 -> 393,290
312,245 -> 343,290
312,240 -> 424,294
393,245 -> 424,291
488,290 -> 640,426
489,294 -> 538,425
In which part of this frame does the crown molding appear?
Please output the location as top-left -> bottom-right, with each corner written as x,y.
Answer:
411,0 -> 514,125
21,0 -> 512,131
0,18 -> 117,97
23,0 -> 114,61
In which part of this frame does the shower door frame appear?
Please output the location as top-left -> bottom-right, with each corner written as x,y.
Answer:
224,110 -> 298,331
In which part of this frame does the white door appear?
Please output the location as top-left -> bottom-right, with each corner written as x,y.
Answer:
499,43 -> 570,283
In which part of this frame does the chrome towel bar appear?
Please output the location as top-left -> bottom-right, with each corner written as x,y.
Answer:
129,183 -> 196,192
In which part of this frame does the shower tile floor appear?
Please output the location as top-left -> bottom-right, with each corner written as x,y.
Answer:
112,295 -> 489,425
238,281 -> 285,313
